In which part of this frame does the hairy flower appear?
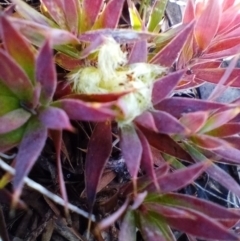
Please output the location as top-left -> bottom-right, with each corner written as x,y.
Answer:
68,37 -> 166,125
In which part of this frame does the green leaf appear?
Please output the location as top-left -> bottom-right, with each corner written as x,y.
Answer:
147,0 -> 168,32
0,96 -> 20,116
0,124 -> 26,152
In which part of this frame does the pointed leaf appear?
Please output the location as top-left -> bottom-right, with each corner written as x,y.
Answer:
13,117 -> 48,201
11,0 -> 55,26
52,99 -> 117,121
85,122 -> 112,208
190,134 -> 227,150
1,16 -> 35,84
128,40 -> 147,64
214,146 -> 240,164
98,199 -> 129,230
140,213 -> 168,241
137,128 -> 159,189
120,124 -> 142,179
55,52 -> 84,71
63,0 -> 79,34
152,70 -> 185,105
194,0 -> 221,51
180,111 -> 208,133
200,107 -> 240,133
147,0 -> 168,32
148,204 -> 238,240
0,109 -> 31,134
0,49 -> 33,101
9,17 -> 80,50
41,0 -> 67,29
94,0 -> 125,29
81,0 -> 103,32
50,130 -> 69,214
151,110 -> 187,134
148,192 -> 240,221
36,39 -> 56,105
147,161 -> 209,193
134,111 -> 158,132
184,142 -> 240,199
38,106 -> 73,131
155,97 -> 225,119
150,21 -> 194,66
183,0 -> 194,24
119,210 -> 136,241
195,68 -> 240,88
138,126 -> 194,162
206,123 -> 240,137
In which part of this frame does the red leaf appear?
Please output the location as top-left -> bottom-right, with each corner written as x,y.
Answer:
134,111 -> 158,132
137,128 -> 159,189
184,143 -> 240,200
195,68 -> 240,87
0,49 -> 33,101
200,107 -> 240,133
194,0 -> 221,51
120,125 -> 142,179
190,134 -> 227,150
147,162 -> 209,193
139,126 -> 194,162
36,39 -> 56,105
0,109 -> 31,134
155,97 -> 225,119
150,21 -> 194,66
50,130 -> 69,214
85,122 -> 112,208
151,110 -> 187,135
81,0 -> 103,31
38,106 -> 73,131
182,0 -> 194,24
63,92 -> 130,103
1,16 -> 35,84
148,204 -> 239,240
206,123 -> 240,137
180,111 -> 208,133
63,0 -> 79,34
52,99 -> 117,121
152,70 -> 185,105
13,117 -> 48,201
128,40 -> 147,64
55,53 -> 84,71
150,193 -> 240,221
94,0 -> 125,28
41,0 -> 66,29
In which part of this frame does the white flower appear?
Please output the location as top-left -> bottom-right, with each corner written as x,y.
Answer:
68,37 -> 166,126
